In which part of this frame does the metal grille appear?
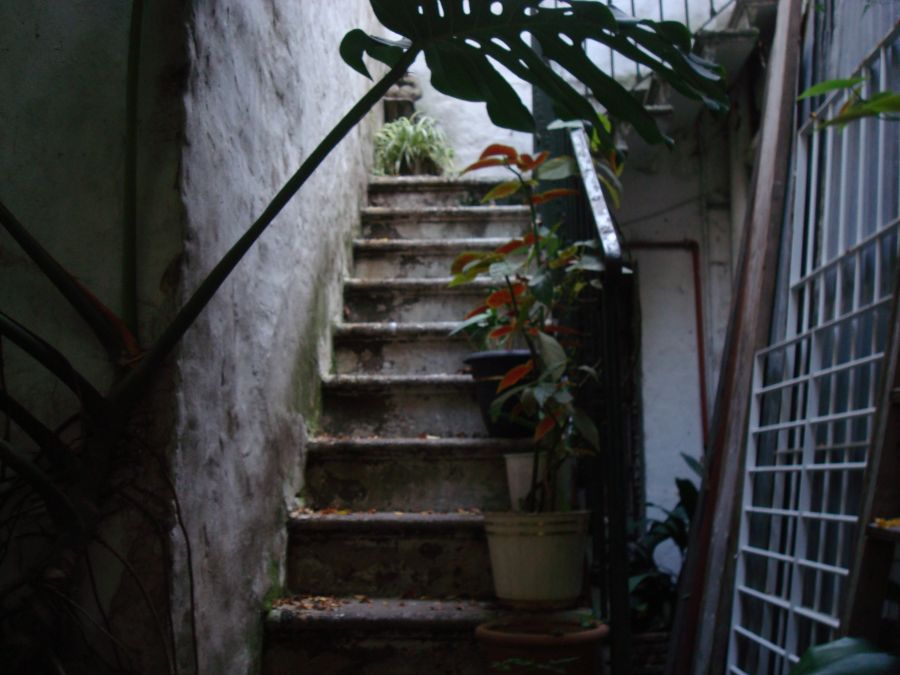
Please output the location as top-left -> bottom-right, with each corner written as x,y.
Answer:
727,25 -> 900,675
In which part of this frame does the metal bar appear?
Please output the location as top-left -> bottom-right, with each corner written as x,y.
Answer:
568,126 -> 623,262
757,294 -> 893,356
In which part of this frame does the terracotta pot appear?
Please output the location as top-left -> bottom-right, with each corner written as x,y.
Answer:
476,614 -> 609,674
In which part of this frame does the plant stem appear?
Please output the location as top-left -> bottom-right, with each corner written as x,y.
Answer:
111,47 -> 420,412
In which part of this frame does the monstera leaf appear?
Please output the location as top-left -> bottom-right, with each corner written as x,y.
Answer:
341,0 -> 727,144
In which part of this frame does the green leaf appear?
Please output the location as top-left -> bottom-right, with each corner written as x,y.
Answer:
449,311 -> 490,335
535,156 -> 578,181
339,29 -> 409,79
482,180 -> 522,202
791,637 -> 898,675
349,0 -> 727,139
798,76 -> 866,100
537,331 -> 567,380
681,452 -> 703,477
573,409 -> 600,450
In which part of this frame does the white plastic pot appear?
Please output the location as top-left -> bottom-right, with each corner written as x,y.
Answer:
503,452 -> 575,511
483,510 -> 590,609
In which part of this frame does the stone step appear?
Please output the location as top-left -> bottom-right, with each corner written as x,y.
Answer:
332,322 -> 470,376
343,278 -> 491,324
352,237 -> 509,280
367,176 -> 495,208
319,374 -> 483,438
285,512 -> 492,598
263,597 -> 498,675
361,206 -> 528,240
305,437 -> 532,511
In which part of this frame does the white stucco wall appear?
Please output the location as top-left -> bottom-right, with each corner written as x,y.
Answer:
174,2 -> 381,672
618,116 -> 736,573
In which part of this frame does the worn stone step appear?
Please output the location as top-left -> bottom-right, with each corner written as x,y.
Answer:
367,176 -> 495,208
352,237 -> 509,280
263,597 -> 498,675
332,322 -> 470,375
305,437 -> 533,511
361,206 -> 528,240
343,278 -> 491,323
285,512 -> 492,598
320,374 -> 483,438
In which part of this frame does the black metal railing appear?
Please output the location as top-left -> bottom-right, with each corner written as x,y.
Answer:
567,123 -> 634,675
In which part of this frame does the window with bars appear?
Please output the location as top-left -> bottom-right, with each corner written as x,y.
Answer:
726,15 -> 900,675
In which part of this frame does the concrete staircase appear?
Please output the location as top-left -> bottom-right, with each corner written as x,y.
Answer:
263,177 -> 533,674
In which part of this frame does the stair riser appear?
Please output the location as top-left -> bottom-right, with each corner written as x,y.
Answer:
343,289 -> 484,323
368,185 -> 486,208
362,216 -> 526,241
286,531 -> 492,598
264,634 -> 485,675
321,388 -> 483,437
354,251 -> 475,280
305,454 -> 508,511
333,338 -> 469,375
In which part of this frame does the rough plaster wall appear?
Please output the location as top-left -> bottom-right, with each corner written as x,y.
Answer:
174,2 -> 381,672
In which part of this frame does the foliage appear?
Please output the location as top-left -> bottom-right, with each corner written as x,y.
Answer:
628,454 -> 700,631
0,0 -> 726,670
799,76 -> 900,128
790,637 -> 899,675
373,112 -> 455,175
451,144 -> 603,512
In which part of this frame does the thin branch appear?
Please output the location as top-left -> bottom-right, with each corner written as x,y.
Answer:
0,311 -> 103,416
0,200 -> 129,358
0,390 -> 81,476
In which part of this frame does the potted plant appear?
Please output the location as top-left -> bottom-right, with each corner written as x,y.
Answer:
451,144 -> 604,609
372,112 -> 455,175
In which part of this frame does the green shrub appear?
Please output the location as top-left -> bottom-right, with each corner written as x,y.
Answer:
373,113 -> 454,176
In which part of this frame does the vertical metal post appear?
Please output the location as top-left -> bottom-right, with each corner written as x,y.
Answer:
601,261 -> 633,675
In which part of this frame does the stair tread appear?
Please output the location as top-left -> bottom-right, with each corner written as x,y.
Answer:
267,596 -> 500,633
288,510 -> 484,533
334,321 -> 462,338
344,277 -> 493,290
369,176 -> 496,189
353,237 -> 509,251
362,205 -> 528,217
323,373 -> 471,388
308,436 -> 531,453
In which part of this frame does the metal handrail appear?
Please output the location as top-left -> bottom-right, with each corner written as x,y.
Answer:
567,125 -> 623,264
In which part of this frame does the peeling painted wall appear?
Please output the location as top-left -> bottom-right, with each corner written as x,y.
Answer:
173,2 -> 381,672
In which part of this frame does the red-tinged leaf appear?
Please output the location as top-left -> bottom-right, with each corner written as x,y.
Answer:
534,415 -> 557,441
461,157 -> 507,174
497,360 -> 533,393
516,151 -> 549,172
530,188 -> 579,205
495,238 -> 525,255
464,304 -> 489,320
488,325 -> 515,339
486,288 -> 513,308
482,181 -> 521,203
480,144 -> 519,161
451,251 -> 485,274
522,233 -> 541,245
510,282 -> 526,296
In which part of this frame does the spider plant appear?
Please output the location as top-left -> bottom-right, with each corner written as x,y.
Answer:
373,112 -> 455,175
